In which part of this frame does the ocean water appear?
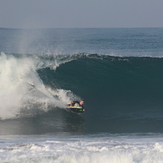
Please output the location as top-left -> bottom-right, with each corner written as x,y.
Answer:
0,28 -> 163,162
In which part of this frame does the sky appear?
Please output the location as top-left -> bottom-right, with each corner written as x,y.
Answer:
0,0 -> 163,28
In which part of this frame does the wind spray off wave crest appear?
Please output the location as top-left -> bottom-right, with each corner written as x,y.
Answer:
0,53 -> 76,120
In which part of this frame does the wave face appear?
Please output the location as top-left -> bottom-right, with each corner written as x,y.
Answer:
48,54 -> 163,133
1,52 -> 163,134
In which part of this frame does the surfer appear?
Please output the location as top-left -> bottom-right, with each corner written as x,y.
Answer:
69,100 -> 84,107
67,100 -> 85,113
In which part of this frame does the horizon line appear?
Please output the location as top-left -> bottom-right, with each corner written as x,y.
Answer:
0,26 -> 163,30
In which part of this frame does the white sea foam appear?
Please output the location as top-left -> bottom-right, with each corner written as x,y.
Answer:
0,53 -> 76,120
1,135 -> 163,163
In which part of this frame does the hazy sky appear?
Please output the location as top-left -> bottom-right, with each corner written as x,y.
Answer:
0,0 -> 163,28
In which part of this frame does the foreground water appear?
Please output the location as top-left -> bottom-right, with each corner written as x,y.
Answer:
1,134 -> 163,163
0,28 -> 163,162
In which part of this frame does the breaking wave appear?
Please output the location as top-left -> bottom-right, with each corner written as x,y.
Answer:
1,52 -> 163,133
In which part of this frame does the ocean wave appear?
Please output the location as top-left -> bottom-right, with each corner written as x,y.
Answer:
1,52 -> 163,133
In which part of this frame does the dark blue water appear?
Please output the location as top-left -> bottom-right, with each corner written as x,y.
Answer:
0,28 -> 163,56
0,28 -> 163,162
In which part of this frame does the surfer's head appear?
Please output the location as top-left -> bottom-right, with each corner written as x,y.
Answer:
80,100 -> 84,105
